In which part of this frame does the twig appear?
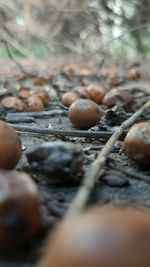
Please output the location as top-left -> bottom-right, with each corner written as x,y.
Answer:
109,162 -> 150,183
6,117 -> 34,123
10,124 -> 112,140
0,29 -> 29,57
66,100 -> 150,217
7,109 -> 67,119
0,39 -> 27,73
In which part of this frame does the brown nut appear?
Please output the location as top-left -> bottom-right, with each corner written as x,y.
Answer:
39,206 -> 150,267
85,84 -> 107,104
61,92 -> 80,107
68,99 -> 101,129
75,86 -> 91,99
34,73 -> 54,86
63,65 -> 77,75
0,120 -> 22,169
0,170 -> 42,248
103,88 -> 132,111
79,67 -> 92,76
127,67 -> 140,80
31,89 -> 51,107
123,122 -> 150,165
1,96 -> 26,111
18,87 -> 31,100
27,95 -> 44,112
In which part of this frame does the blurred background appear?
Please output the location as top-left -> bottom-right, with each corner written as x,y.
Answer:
0,0 -> 150,62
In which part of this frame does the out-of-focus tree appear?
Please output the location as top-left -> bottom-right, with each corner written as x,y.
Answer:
0,0 -> 150,58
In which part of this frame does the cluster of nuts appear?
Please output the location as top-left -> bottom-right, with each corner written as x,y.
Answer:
39,206 -> 150,267
0,87 -> 51,112
62,84 -> 107,107
0,120 -> 42,248
63,85 -> 132,129
61,65 -> 137,130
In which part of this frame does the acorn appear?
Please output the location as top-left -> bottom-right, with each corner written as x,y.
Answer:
39,206 -> 150,267
127,67 -> 140,80
0,170 -> 42,249
68,99 -> 101,129
19,87 -> 50,107
61,92 -> 80,107
79,67 -> 92,76
85,84 -> 107,104
123,122 -> 150,165
34,73 -> 54,86
75,86 -> 91,99
103,88 -> 132,111
1,96 -> 26,111
27,95 -> 44,112
31,89 -> 51,107
63,65 -> 77,76
18,87 -> 31,100
0,120 -> 22,169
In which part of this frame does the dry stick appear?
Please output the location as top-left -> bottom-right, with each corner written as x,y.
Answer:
109,163 -> 150,183
7,109 -> 67,119
66,100 -> 150,217
10,125 -> 112,140
0,39 -> 27,74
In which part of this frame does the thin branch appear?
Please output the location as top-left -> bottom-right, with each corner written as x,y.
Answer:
0,29 -> 30,57
66,100 -> 150,217
109,162 -> 150,183
0,39 -> 27,73
10,124 -> 112,140
7,109 -> 67,119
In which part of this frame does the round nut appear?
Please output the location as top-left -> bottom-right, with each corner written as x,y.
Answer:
39,206 -> 150,267
18,87 -> 31,100
27,95 -> 44,112
0,120 -> 22,169
123,122 -> 150,165
75,86 -> 91,99
1,96 -> 26,111
86,84 -> 107,104
61,92 -> 80,107
103,88 -> 132,110
68,99 -> 101,129
31,89 -> 51,107
0,170 -> 42,248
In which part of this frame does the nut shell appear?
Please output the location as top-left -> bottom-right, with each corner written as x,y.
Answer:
27,95 -> 44,112
68,99 -> 101,129
0,170 -> 42,248
1,96 -> 26,111
123,122 -> 150,165
0,120 -> 22,169
75,86 -> 91,99
31,89 -> 50,107
86,85 -> 107,104
103,89 -> 132,110
61,92 -> 80,107
39,206 -> 150,267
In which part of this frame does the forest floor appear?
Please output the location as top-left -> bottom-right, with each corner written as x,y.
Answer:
0,57 -> 150,266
